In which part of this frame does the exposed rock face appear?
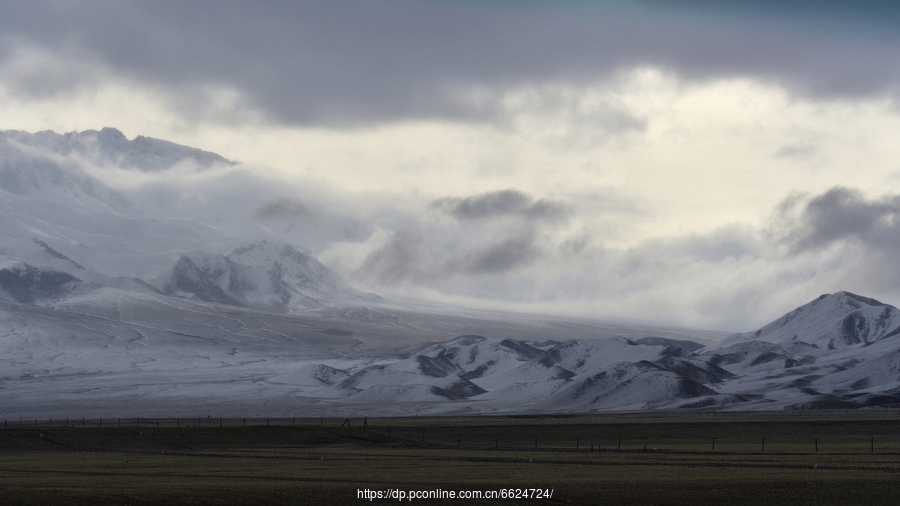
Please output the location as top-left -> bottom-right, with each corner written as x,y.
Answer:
0,263 -> 83,303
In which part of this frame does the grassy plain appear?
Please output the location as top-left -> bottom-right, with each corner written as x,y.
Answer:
2,414 -> 900,505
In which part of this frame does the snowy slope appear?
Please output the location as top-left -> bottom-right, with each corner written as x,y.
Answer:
307,335 -> 734,413
3,285 -> 900,416
311,293 -> 900,413
0,287 -> 720,417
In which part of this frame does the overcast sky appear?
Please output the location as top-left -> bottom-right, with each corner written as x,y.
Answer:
3,0 -> 900,331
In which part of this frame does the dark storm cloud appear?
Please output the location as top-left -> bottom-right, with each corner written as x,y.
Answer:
772,187 -> 900,252
1,1 -> 899,126
431,190 -> 567,222
251,197 -> 316,221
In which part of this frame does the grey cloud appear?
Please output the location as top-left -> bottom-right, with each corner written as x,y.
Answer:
660,225 -> 762,263
560,234 -> 593,257
771,187 -> 900,252
2,1 -> 899,126
774,144 -> 818,159
450,233 -> 540,276
354,229 -> 428,285
500,87 -> 648,143
431,190 -> 567,222
251,197 -> 316,221
354,227 -> 541,286
763,186 -> 900,301
347,185 -> 900,331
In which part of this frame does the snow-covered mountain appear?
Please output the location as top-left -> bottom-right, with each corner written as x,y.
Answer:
5,127 -> 900,417
698,291 -> 900,409
709,291 -> 900,351
308,292 -> 900,413
149,240 -> 381,309
0,128 -> 371,311
3,127 -> 232,172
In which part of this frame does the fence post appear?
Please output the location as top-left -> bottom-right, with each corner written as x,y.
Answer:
815,438 -> 818,453
617,435 -> 622,451
871,437 -> 874,453
577,436 -> 580,450
762,437 -> 765,452
712,437 -> 715,451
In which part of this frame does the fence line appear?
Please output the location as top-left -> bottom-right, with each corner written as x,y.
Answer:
0,416 -> 358,429
3,414 -> 900,456
3,407 -> 900,430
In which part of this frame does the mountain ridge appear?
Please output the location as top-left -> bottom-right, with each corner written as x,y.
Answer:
2,127 -> 234,172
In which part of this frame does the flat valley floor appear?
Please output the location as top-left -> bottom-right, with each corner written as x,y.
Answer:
2,413 -> 900,505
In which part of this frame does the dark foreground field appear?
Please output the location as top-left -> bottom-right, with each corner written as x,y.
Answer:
3,413 -> 900,505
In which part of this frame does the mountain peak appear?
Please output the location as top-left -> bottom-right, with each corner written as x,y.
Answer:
227,240 -> 311,266
716,291 -> 900,351
146,240 -> 375,310
826,291 -> 892,309
98,127 -> 126,140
